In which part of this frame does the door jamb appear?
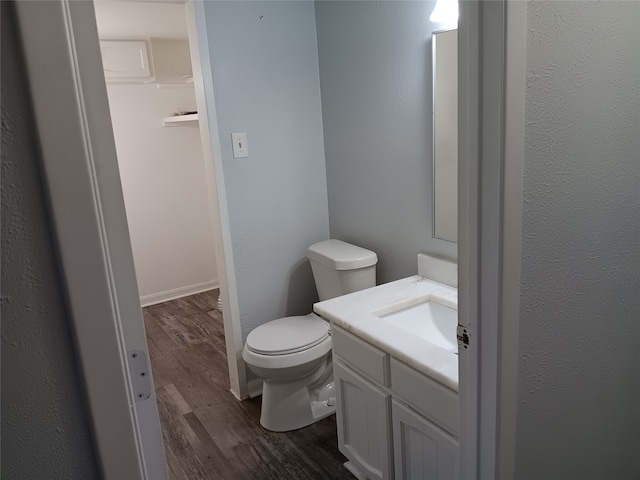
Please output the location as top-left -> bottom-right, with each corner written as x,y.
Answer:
186,0 -> 247,400
15,1 -> 168,478
458,0 -> 526,478
14,0 -> 252,477
15,0 -> 528,476
498,1 -> 527,477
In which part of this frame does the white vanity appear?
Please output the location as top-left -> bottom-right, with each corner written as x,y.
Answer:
314,256 -> 459,480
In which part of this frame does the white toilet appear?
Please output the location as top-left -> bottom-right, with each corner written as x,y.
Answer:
242,239 -> 377,432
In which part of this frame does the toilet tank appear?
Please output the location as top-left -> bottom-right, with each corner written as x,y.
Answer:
307,240 -> 377,301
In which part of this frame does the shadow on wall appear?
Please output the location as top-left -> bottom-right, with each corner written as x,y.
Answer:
285,259 -> 319,316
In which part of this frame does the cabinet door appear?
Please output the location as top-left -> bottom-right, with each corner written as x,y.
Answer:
334,360 -> 393,480
100,40 -> 153,83
392,400 -> 459,480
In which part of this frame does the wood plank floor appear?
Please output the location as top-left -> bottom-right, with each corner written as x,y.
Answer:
144,290 -> 352,480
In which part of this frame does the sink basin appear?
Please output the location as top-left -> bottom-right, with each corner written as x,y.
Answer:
375,299 -> 458,353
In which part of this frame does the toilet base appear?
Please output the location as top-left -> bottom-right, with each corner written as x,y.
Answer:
259,360 -> 335,432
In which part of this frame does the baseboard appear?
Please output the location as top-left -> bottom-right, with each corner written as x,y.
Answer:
140,280 -> 219,307
247,378 -> 263,399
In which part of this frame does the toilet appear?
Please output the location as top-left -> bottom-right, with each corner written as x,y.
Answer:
242,239 -> 377,432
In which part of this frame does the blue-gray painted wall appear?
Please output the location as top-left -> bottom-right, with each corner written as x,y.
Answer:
515,1 -> 640,477
202,1 -> 330,340
1,3 -> 101,478
203,1 -> 455,338
315,0 -> 456,284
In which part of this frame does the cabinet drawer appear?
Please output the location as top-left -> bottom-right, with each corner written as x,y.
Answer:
391,358 -> 459,436
332,325 -> 389,386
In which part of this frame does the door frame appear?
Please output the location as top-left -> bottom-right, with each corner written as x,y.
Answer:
15,1 -> 166,478
15,0 -> 247,478
15,0 -> 528,477
185,0 -> 248,401
458,0 -> 527,478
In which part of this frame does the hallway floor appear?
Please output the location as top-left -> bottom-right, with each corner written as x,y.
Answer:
143,290 -> 352,479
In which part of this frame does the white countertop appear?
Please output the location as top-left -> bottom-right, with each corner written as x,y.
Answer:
313,275 -> 459,392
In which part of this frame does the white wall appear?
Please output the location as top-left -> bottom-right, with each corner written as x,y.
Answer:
94,0 -> 188,39
96,1 -> 219,304
515,1 -> 640,478
106,84 -> 218,304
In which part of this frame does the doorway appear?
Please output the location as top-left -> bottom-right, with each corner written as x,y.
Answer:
91,0 -> 292,475
14,0 -> 518,477
93,0 -> 248,403
94,2 -> 220,308
13,0 -> 253,476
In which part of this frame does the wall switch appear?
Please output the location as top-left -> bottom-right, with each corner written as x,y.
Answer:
231,132 -> 249,158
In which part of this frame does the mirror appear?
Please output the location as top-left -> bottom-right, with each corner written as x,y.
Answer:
432,29 -> 458,242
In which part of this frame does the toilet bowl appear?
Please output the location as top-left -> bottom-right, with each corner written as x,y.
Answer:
242,239 -> 377,432
243,313 -> 335,432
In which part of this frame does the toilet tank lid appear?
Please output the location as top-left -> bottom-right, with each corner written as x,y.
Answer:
307,239 -> 377,270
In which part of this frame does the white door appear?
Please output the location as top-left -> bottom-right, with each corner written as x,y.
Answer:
15,2 -> 167,478
456,1 -> 482,476
392,400 -> 459,480
334,361 -> 393,480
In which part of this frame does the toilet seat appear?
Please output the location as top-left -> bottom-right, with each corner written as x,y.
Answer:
243,313 -> 332,371
245,313 -> 329,355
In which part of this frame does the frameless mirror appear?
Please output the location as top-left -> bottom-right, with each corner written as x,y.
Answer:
432,28 -> 458,242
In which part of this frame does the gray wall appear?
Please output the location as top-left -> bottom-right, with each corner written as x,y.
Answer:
202,1 -> 330,339
515,1 -> 640,478
315,1 -> 456,284
1,3 -> 101,478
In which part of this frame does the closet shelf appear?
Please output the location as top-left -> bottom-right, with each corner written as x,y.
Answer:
162,113 -> 199,127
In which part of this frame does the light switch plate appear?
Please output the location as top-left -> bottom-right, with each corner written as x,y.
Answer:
231,132 -> 249,158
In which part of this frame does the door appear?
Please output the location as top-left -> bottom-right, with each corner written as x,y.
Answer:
392,400 -> 459,480
15,2 -> 167,478
334,360 -> 393,480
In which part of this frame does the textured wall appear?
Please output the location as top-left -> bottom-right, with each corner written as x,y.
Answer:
1,3 -> 100,478
515,1 -> 640,478
202,1 -> 330,340
316,0 -> 457,284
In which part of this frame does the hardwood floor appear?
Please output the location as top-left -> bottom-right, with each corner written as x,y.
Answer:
143,290 -> 352,480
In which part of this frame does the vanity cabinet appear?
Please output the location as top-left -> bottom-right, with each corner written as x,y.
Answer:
331,325 -> 459,480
